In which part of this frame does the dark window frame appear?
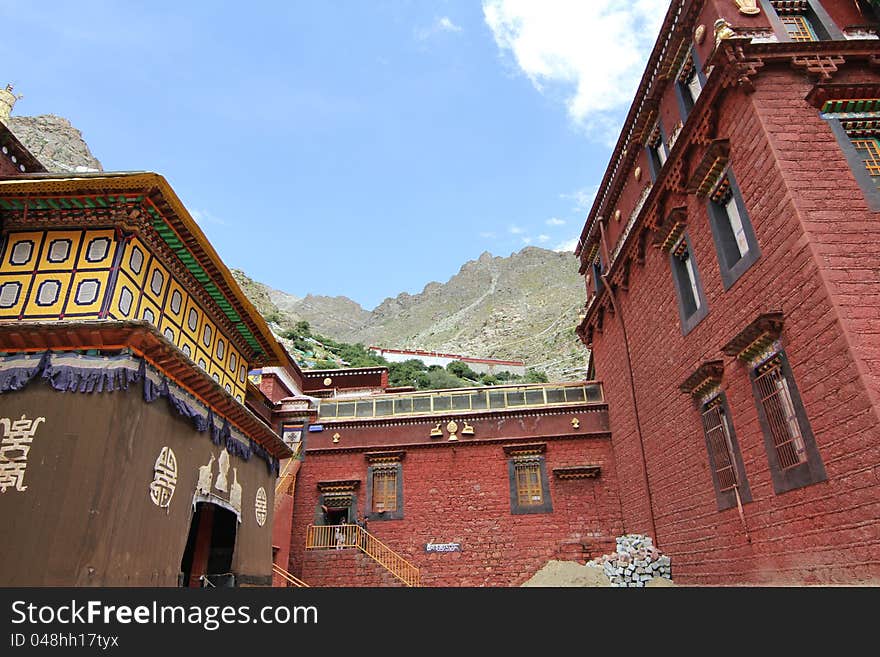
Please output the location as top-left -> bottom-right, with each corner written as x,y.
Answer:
508,455 -> 553,515
366,462 -> 404,521
749,350 -> 826,494
674,46 -> 707,122
645,121 -> 669,182
669,233 -> 709,335
706,169 -> 761,289
699,393 -> 752,511
825,117 -> 880,211
760,0 -> 843,42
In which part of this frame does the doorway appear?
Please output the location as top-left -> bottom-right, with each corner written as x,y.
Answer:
180,502 -> 238,587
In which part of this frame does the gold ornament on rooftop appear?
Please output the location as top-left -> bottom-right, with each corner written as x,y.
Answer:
714,18 -> 737,47
695,24 -> 706,45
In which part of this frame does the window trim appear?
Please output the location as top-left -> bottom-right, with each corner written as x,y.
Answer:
760,0 -> 844,42
825,117 -> 880,211
674,46 -> 707,122
700,393 -> 752,511
669,233 -> 709,335
706,170 -> 761,289
505,446 -> 553,515
365,460 -> 404,521
749,350 -> 826,494
645,121 -> 669,182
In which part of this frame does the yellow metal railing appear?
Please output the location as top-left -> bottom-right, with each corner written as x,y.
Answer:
305,524 -> 420,587
272,563 -> 310,587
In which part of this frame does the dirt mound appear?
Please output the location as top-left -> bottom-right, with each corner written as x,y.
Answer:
520,560 -> 611,587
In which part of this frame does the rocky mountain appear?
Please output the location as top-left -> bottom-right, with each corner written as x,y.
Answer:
235,247 -> 589,381
8,115 -> 103,173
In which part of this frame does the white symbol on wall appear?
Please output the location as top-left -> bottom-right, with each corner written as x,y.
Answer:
0,415 -> 45,493
196,453 -> 215,496
215,448 -> 230,492
255,487 -> 267,527
149,446 -> 178,509
230,467 -> 242,515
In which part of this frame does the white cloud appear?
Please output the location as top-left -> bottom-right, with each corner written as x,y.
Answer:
438,17 -> 462,33
560,185 -> 599,213
479,231 -> 497,238
483,0 -> 667,140
521,236 -> 533,245
546,217 -> 566,226
537,234 -> 550,243
416,16 -> 464,41
554,236 -> 579,253
509,225 -> 525,235
190,208 -> 227,226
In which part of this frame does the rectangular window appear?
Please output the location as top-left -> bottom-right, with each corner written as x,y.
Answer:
514,460 -> 543,507
507,450 -> 552,514
707,171 -> 761,289
754,358 -> 807,469
366,459 -> 404,520
646,122 -> 668,181
823,109 -> 880,210
669,234 -> 708,335
764,0 -> 843,42
750,351 -> 826,494
700,395 -> 751,511
371,469 -> 397,513
675,49 -> 705,121
781,14 -> 818,41
851,136 -> 880,189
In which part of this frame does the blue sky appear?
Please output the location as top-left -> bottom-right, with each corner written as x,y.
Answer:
2,0 -> 667,310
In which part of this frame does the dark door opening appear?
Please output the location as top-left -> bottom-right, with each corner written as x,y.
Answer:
180,502 -> 238,587
324,507 -> 348,525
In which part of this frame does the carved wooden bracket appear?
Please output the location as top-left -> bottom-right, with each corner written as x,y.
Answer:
791,55 -> 846,83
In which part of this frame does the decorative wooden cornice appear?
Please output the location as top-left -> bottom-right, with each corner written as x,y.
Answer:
0,319 -> 291,459
805,84 -> 880,110
687,139 -> 731,196
317,480 -> 360,493
364,450 -> 406,463
502,442 -> 546,457
552,465 -> 601,480
721,311 -> 784,361
653,206 -> 688,252
680,360 -> 725,397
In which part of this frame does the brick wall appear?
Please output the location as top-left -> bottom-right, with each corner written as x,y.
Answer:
589,63 -> 880,585
301,548 -> 407,587
289,437 -> 623,587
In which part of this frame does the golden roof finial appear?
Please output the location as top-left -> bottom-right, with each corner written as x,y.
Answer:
0,83 -> 23,127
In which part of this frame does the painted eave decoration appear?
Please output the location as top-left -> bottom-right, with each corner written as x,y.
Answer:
0,123 -> 46,175
0,172 -> 286,367
0,319 -> 292,461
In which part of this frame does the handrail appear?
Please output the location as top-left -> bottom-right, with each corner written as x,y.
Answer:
305,524 -> 420,587
272,563 -> 310,587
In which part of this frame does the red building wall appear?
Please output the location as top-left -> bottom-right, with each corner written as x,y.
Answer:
288,422 -> 623,587
589,62 -> 880,585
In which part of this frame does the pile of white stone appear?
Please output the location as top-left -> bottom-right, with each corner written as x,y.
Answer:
587,534 -> 672,587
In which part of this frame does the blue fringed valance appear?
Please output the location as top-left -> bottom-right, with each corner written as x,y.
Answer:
0,351 -> 279,475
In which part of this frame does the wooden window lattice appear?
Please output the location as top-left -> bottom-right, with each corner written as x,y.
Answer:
371,468 -> 397,513
514,459 -> 543,507
780,15 -> 817,42
851,137 -> 880,181
754,356 -> 808,470
701,399 -> 739,492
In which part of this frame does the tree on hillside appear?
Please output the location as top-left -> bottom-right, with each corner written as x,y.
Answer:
447,360 -> 479,381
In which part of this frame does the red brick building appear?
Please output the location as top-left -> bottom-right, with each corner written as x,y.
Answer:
285,376 -> 623,586
576,0 -> 880,584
